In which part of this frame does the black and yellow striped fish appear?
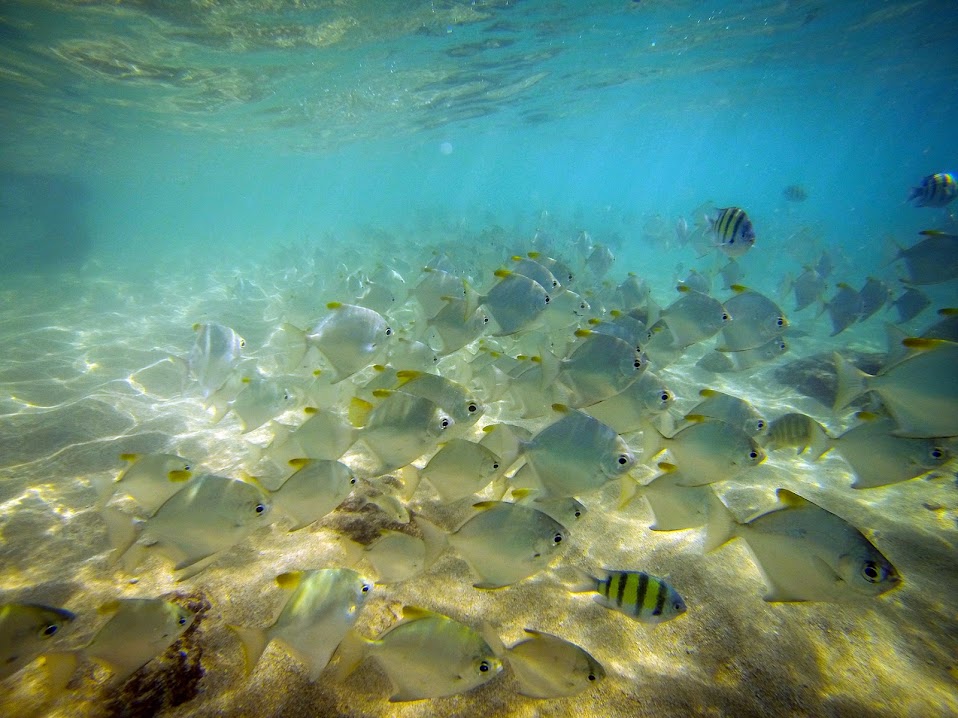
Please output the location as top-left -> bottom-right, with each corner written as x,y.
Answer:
908,172 -> 957,207
582,569 -> 687,624
709,207 -> 755,258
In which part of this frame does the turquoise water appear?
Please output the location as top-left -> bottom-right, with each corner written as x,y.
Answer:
1,2 -> 957,717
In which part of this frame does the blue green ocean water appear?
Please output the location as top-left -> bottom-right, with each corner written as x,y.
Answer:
1,1 -> 957,717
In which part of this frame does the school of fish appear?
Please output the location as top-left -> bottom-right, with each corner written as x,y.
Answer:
3,174 -> 957,709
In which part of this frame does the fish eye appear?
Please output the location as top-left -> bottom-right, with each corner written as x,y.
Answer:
633,359 -> 642,369
467,403 -> 478,413
479,660 -> 490,673
349,477 -> 357,485
361,584 -> 371,593
574,509 -> 582,518
552,280 -> 559,288
492,463 -> 500,469
748,450 -> 759,460
483,315 -> 489,323
861,561 -> 881,582
240,339 -> 246,347
255,503 -> 266,514
553,533 -> 563,544
178,616 -> 188,626
440,418 -> 450,429
544,295 -> 551,304
674,601 -> 684,611
931,447 -> 944,460
385,327 -> 393,336
776,316 -> 785,326
661,392 -> 670,402
722,312 -> 731,321
617,454 -> 629,465
41,623 -> 59,637
587,672 -> 597,681
756,420 -> 765,430
183,464 -> 191,471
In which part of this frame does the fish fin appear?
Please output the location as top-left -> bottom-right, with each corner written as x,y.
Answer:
832,353 -> 869,410
414,515 -> 448,568
618,473 -> 641,509
639,420 -> 666,463
703,491 -> 737,552
394,369 -> 422,386
39,651 -> 78,697
569,567 -> 598,593
400,605 -> 437,620
883,322 -> 912,366
348,397 -> 374,427
473,580 -> 507,590
173,554 -> 218,580
330,628 -> 370,681
480,623 -> 507,658
228,625 -> 269,675
101,507 -> 141,570
775,489 -> 812,509
463,280 -> 481,320
368,494 -> 409,524
276,571 -> 304,589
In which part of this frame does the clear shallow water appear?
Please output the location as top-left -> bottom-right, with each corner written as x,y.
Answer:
1,2 -> 957,717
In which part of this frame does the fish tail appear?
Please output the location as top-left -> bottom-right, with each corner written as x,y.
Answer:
832,353 -> 869,410
639,419 -> 667,463
569,566 -> 599,593
703,491 -> 737,552
617,473 -> 642,509
227,624 -> 269,675
331,628 -> 371,681
414,515 -> 449,568
463,280 -> 481,320
101,507 -> 141,570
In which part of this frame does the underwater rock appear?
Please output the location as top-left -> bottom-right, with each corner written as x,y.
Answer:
104,591 -> 211,718
773,351 -> 885,407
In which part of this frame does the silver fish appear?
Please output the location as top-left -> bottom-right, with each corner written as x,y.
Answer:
109,453 -> 193,515
495,629 -> 604,699
466,270 -> 550,336
187,322 -> 245,398
419,439 -> 502,503
419,501 -> 568,589
716,286 -> 788,352
271,459 -> 355,530
645,416 -> 765,486
706,489 -> 901,602
306,302 -> 392,382
659,287 -> 730,348
834,338 -> 958,437
230,568 -> 372,680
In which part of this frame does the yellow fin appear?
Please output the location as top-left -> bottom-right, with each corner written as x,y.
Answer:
938,307 -> 958,316
609,309 -> 622,317
574,328 -> 592,338
327,301 -> 343,309
528,251 -> 541,259
349,397 -> 374,427
304,406 -> 318,415
730,284 -> 748,293
902,337 -> 947,350
677,285 -> 691,293
167,470 -> 192,483
98,600 -> 122,615
371,389 -> 393,399
698,388 -> 718,397
276,571 -> 303,589
372,364 -> 387,372
683,414 -> 708,423
288,458 -> 311,469
241,376 -> 252,384
192,323 -> 201,331
588,317 -> 601,325
395,370 -> 422,384
401,606 -> 436,620
776,489 -> 811,509
551,403 -> 570,413
854,411 -> 881,421
510,255 -> 523,261
657,462 -> 677,473
511,488 -> 535,501
482,425 -> 497,433
119,453 -> 139,462
494,268 -> 512,279
471,501 -> 499,510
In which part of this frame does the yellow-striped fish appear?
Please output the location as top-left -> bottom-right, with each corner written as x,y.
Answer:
709,207 -> 755,257
574,569 -> 687,624
908,172 -> 957,207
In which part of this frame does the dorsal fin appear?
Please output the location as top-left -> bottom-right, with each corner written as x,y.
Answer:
776,488 -> 812,509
